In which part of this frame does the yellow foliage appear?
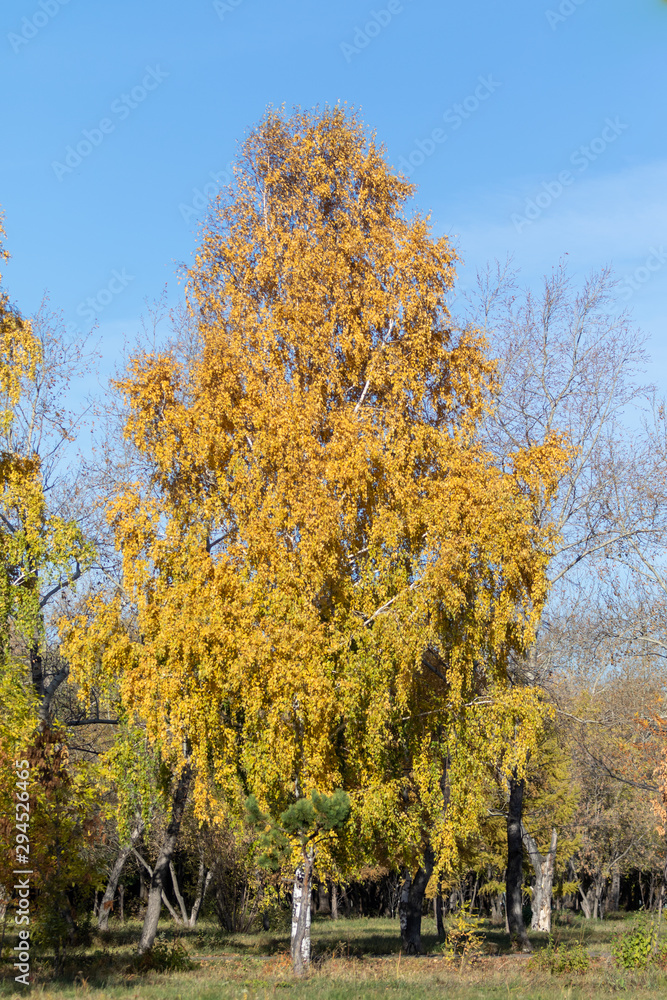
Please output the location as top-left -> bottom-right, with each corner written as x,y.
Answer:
63,108 -> 567,870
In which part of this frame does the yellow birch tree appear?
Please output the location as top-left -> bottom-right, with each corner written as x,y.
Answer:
64,107 -> 567,958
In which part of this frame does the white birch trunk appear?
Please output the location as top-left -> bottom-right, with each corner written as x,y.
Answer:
523,826 -> 557,933
291,857 -> 312,975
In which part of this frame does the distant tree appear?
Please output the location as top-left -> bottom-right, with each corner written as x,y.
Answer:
461,259 -> 650,946
0,214 -> 103,970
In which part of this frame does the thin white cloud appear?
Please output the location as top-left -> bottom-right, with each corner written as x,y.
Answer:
445,159 -> 667,276
436,159 -> 667,384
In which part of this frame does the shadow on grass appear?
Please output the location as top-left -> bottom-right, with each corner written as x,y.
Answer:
2,910 -> 664,995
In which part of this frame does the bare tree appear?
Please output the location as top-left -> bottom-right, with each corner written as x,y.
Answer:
460,259 -> 650,945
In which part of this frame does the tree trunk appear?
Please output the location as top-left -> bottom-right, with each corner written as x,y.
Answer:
579,883 -> 594,919
188,855 -> 213,928
331,882 -> 339,920
609,868 -> 621,913
523,826 -> 557,933
470,872 -> 480,913
118,884 -> 124,923
291,852 -> 313,976
317,882 -> 331,915
98,819 -> 144,931
506,774 -> 531,951
133,849 -> 183,924
593,875 -> 604,919
169,861 -> 189,923
490,893 -> 504,927
435,889 -> 445,941
137,762 -> 192,954
398,845 -> 434,955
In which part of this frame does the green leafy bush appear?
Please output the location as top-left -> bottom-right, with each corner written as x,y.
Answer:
611,923 -> 657,970
132,937 -> 195,973
529,937 -> 590,975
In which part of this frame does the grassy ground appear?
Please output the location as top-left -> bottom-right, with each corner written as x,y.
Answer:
2,912 -> 667,998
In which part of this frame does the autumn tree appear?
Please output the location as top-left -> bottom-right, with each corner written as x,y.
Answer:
550,610 -> 667,916
0,214 -> 106,963
460,260 -> 649,945
65,107 -> 566,962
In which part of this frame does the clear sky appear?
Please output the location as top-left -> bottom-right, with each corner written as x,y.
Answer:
1,0 -> 666,387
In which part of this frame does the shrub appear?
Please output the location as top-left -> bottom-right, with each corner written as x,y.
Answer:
529,937 -> 590,976
441,907 -> 485,968
611,923 -> 657,971
132,937 -> 195,973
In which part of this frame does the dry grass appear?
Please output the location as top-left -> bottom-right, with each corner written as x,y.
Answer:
2,913 -> 667,998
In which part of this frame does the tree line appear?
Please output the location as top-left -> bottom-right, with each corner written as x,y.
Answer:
1,105 -> 666,978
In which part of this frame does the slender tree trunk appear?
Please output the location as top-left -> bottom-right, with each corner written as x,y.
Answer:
523,826 -> 557,933
398,845 -> 434,955
658,858 -> 667,923
331,882 -> 339,920
435,888 -> 445,941
98,819 -> 144,931
188,856 -> 213,928
506,774 -> 531,951
579,883 -> 594,919
609,868 -> 621,913
470,872 -> 480,914
291,852 -> 313,976
133,849 -> 183,924
137,763 -> 192,954
169,861 -> 189,923
594,875 -> 605,919
118,884 -> 124,923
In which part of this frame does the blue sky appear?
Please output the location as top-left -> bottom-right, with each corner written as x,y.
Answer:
1,0 -> 666,388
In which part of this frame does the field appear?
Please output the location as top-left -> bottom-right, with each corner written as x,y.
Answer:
3,913 -> 667,999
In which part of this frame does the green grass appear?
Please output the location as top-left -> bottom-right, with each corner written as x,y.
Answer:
2,912 -> 667,998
